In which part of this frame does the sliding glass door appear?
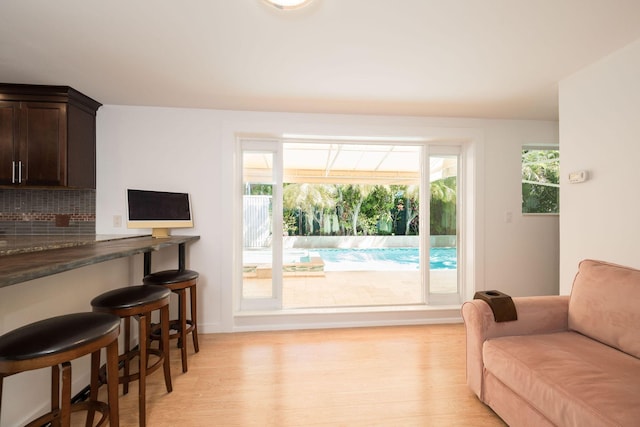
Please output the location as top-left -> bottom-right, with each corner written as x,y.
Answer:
239,137 -> 462,310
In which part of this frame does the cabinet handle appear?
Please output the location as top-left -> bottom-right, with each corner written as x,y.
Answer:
12,161 -> 16,183
18,161 -> 22,184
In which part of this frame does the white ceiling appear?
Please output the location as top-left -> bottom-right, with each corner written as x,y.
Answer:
2,0 -> 640,120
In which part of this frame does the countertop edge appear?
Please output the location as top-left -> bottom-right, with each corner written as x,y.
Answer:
0,235 -> 200,288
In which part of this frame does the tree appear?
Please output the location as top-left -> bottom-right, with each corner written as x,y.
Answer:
430,176 -> 456,235
522,149 -> 559,213
403,185 -> 420,235
337,184 -> 375,236
277,180 -> 461,236
245,183 -> 272,195
283,183 -> 336,235
360,185 -> 395,235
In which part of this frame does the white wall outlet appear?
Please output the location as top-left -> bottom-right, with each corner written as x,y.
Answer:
568,170 -> 588,183
113,215 -> 122,228
505,211 -> 513,223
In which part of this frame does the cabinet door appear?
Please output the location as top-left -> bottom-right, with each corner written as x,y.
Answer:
0,101 -> 19,184
19,102 -> 67,186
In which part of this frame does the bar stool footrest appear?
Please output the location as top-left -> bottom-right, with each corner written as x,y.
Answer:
24,399 -> 110,427
150,320 -> 195,345
118,348 -> 166,385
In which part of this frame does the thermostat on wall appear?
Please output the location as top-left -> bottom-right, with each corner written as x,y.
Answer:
568,170 -> 588,183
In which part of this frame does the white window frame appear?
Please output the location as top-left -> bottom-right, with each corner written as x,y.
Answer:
426,145 -> 463,305
237,138 -> 284,311
236,136 -> 466,312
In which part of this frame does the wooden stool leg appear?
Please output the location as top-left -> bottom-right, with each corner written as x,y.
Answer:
60,362 -> 72,427
161,304 -> 173,392
145,314 -> 152,353
175,290 -> 183,349
178,289 -> 188,372
0,375 -> 4,419
190,284 -> 199,353
123,316 -> 131,395
86,350 -> 101,427
51,364 -> 61,427
106,338 -> 120,427
138,313 -> 148,427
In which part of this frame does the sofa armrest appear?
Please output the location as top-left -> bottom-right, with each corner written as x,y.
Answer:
461,295 -> 570,399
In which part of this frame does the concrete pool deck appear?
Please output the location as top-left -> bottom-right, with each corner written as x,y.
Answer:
242,269 -> 458,308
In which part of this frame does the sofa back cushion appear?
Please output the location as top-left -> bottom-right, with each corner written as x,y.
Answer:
568,259 -> 640,359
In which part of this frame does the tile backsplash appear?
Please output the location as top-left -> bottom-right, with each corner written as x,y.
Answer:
0,189 -> 95,236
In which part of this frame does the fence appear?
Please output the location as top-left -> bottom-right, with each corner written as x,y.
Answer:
243,195 -> 271,248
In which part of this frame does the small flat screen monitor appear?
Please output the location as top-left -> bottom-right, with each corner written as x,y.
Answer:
127,189 -> 193,238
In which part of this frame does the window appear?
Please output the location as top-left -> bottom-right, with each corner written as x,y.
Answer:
522,147 -> 559,214
238,137 -> 464,311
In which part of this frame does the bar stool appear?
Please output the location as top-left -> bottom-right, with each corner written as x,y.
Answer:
143,269 -> 199,373
0,312 -> 121,427
91,285 -> 172,427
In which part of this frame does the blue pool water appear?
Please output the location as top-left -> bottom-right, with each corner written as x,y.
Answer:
311,247 -> 456,272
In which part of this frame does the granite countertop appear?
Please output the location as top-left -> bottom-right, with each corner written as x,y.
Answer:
0,234 -> 200,288
0,235 -> 141,256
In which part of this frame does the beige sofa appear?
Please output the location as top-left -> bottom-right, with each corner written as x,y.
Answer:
462,259 -> 640,427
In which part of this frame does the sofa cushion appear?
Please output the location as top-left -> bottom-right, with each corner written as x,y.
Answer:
484,331 -> 640,427
568,259 -> 640,358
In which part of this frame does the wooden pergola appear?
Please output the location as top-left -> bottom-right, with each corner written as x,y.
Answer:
243,141 -> 457,185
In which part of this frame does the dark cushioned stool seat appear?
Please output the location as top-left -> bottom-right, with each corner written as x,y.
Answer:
91,285 -> 172,427
143,269 -> 199,373
143,269 -> 199,286
0,312 -> 121,427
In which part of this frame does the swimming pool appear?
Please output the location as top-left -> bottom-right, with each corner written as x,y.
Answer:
310,247 -> 456,272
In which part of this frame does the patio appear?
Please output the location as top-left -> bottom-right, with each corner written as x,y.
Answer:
243,269 -> 458,308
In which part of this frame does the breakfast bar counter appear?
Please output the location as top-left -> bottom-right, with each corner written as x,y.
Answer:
0,235 -> 200,288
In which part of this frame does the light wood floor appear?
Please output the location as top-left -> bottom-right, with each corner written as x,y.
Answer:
74,324 -> 506,426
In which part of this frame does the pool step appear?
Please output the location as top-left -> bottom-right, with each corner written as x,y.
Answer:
245,257 -> 325,278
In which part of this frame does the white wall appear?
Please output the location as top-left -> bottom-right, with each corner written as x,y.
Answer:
483,122 -> 559,296
559,38 -> 640,293
96,108 -> 558,332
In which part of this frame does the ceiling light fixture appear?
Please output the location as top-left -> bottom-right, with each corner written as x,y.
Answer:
263,0 -> 314,10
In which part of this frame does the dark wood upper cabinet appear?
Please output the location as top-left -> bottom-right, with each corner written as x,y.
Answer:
0,84 -> 102,188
